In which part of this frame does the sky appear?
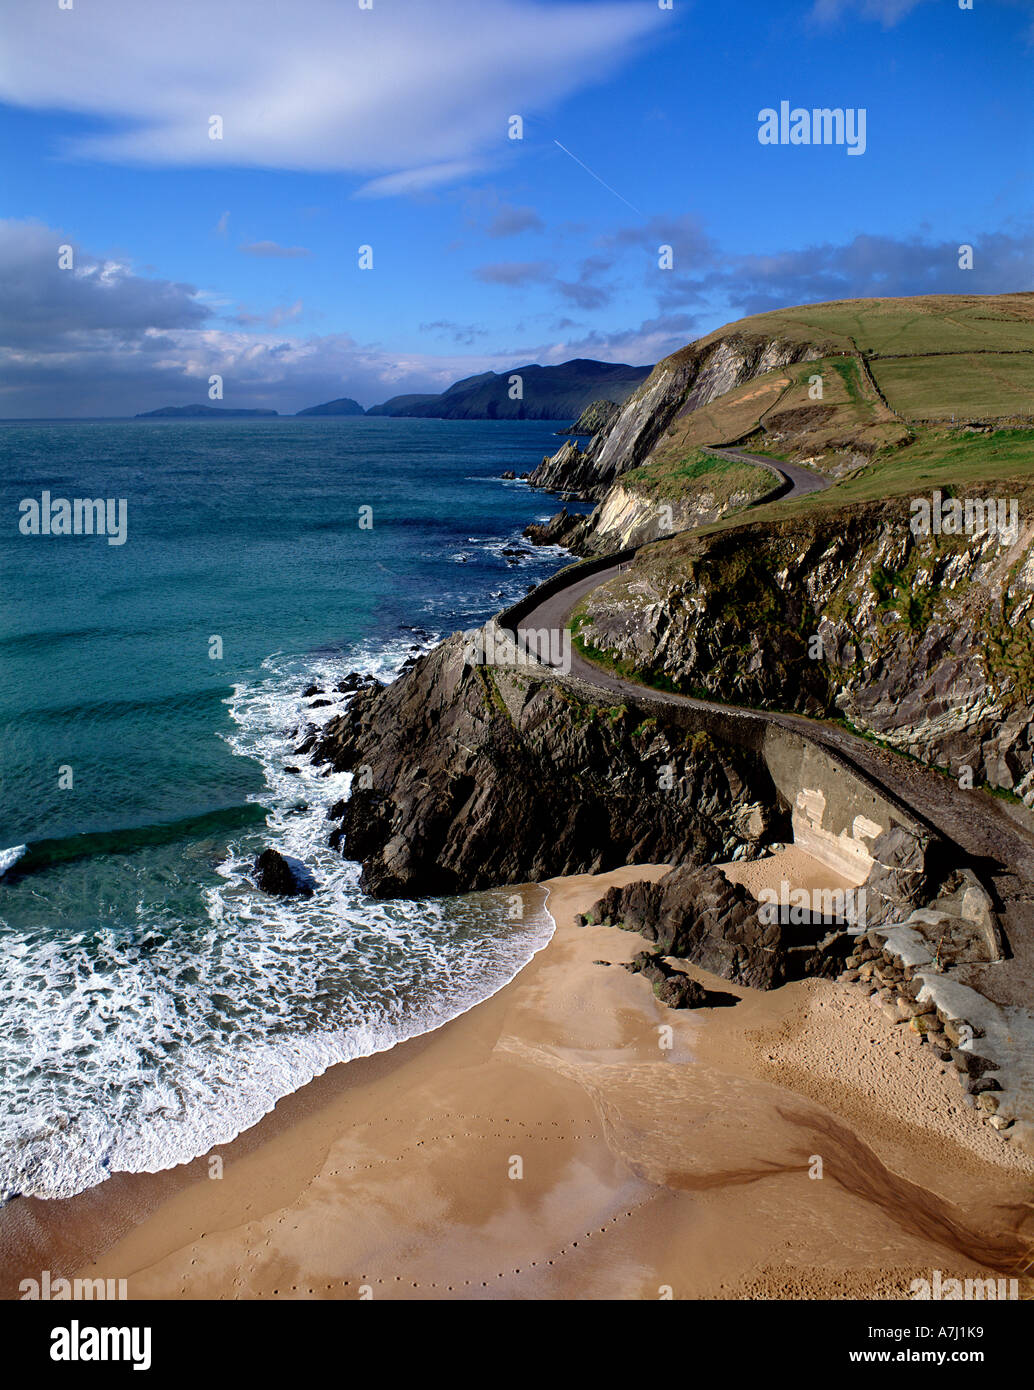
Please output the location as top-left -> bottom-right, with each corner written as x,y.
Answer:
0,0 -> 1031,417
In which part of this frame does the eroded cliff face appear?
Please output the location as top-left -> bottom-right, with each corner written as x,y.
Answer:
577,495 -> 1034,801
312,629 -> 788,897
528,332 -> 826,499
530,473 -> 776,557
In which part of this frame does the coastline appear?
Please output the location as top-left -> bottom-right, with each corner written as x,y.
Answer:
3,863 -> 1030,1301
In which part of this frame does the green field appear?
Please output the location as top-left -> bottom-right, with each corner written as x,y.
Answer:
620,448 -> 774,504
637,294 -> 1034,517
699,427 -> 1034,536
871,352 -> 1034,420
680,293 -> 1034,360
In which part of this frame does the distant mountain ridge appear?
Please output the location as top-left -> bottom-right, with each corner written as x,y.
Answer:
136,359 -> 654,423
364,359 -> 652,421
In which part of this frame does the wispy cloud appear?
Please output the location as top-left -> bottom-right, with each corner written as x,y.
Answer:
235,299 -> 305,328
474,260 -> 556,286
555,255 -> 615,310
809,0 -> 929,25
239,241 -> 311,259
486,204 -> 545,238
419,319 -> 491,345
354,161 -> 487,200
0,0 -> 658,192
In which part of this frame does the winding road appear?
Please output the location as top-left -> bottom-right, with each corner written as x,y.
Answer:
508,447 -> 1034,1004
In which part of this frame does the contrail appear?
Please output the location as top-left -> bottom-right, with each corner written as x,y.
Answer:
552,140 -> 642,216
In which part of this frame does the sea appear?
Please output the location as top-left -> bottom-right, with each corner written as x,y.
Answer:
0,416 -> 588,1201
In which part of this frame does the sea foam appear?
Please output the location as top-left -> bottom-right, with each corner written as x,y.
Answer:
0,638 -> 553,1202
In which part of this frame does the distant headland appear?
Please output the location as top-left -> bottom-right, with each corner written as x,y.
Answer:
135,358 -> 652,424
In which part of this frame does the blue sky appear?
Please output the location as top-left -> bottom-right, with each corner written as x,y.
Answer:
0,0 -> 1031,415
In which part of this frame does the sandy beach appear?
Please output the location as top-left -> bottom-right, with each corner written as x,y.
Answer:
2,862 -> 1032,1302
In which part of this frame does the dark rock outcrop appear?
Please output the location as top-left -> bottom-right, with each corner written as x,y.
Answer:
253,848 -> 315,897
591,864 -> 850,990
622,951 -> 723,1008
335,672 -> 384,694
312,630 -> 789,897
523,508 -> 585,548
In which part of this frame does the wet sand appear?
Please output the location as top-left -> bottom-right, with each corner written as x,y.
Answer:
2,864 -> 1032,1301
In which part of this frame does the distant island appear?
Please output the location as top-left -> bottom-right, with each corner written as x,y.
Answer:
364,358 -> 650,421
294,397 -> 365,417
135,404 -> 279,418
135,360 -> 653,424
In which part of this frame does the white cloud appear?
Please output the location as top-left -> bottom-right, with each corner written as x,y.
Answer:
0,0 -> 657,187
0,218 -> 208,351
0,218 -> 622,414
354,161 -> 488,199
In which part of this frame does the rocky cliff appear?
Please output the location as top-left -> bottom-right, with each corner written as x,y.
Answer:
588,865 -> 851,991
527,331 -> 827,498
558,399 -> 621,436
526,452 -> 779,556
313,295 -> 1034,947
312,627 -> 789,897
575,490 -> 1034,801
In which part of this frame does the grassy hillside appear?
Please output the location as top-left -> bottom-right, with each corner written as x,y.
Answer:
633,293 -> 1034,513
558,294 -> 1034,805
871,352 -> 1034,420
676,292 -> 1034,361
616,448 -> 773,504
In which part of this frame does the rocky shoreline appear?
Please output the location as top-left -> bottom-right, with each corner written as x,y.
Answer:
284,397 -> 1034,1156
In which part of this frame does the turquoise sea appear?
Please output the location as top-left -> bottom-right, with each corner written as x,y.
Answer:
0,417 -> 584,1200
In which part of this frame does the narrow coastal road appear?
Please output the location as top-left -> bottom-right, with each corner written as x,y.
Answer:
701,444 -> 832,500
515,446 -> 831,675
510,448 -> 1034,1001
